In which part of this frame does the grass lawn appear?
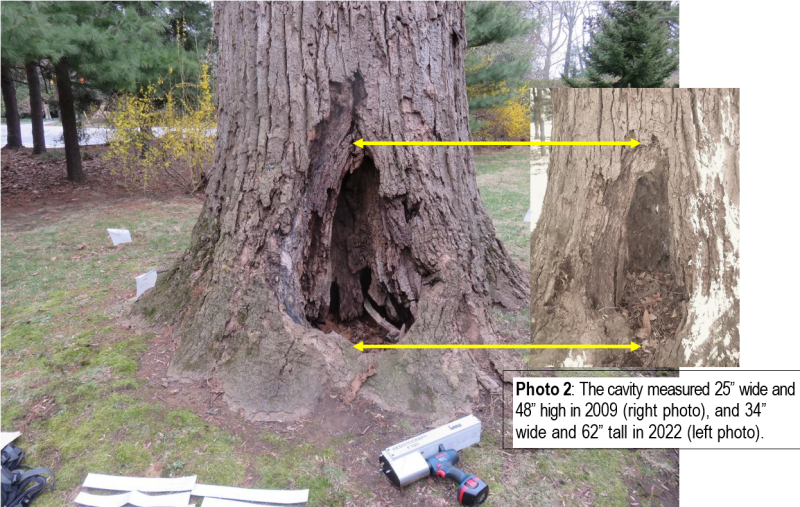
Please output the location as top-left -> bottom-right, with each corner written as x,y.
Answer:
474,146 -> 530,268
1,151 -> 676,506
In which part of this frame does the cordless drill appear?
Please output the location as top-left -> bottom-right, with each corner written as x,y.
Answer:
426,446 -> 489,506
379,415 -> 490,506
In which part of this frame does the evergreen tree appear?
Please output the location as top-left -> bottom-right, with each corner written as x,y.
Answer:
465,2 -> 534,112
564,1 -> 678,88
1,1 -> 213,181
1,1 -> 52,151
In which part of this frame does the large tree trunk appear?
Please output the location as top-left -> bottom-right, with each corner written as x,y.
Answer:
25,62 -> 46,154
138,1 -> 527,422
1,63 -> 22,149
54,59 -> 85,183
530,88 -> 739,367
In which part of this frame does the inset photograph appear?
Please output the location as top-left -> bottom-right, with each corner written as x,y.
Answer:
530,88 -> 739,368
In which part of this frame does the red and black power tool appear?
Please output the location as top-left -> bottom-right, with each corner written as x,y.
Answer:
379,415 -> 489,506
426,447 -> 489,506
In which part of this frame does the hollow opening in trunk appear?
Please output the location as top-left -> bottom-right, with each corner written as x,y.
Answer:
619,163 -> 686,366
312,155 -> 415,343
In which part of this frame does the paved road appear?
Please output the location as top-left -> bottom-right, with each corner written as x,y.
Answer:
1,121 -> 107,148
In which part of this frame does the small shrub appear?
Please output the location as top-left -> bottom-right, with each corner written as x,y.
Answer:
468,81 -> 530,141
475,100 -> 529,140
39,150 -> 65,162
104,63 -> 216,193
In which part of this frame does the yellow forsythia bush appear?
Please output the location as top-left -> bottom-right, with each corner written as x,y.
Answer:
104,63 -> 216,192
475,100 -> 529,140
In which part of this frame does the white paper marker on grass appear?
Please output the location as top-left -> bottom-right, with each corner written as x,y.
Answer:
107,229 -> 132,246
524,208 -> 531,222
135,270 -> 158,297
75,491 -> 191,507
74,491 -> 130,507
192,484 -> 309,505
0,431 -> 21,448
200,498 -> 282,507
82,473 -> 197,493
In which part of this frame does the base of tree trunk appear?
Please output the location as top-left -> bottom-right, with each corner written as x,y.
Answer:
138,233 -> 517,421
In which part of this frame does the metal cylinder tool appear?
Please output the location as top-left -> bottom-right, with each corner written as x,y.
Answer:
379,415 -> 489,505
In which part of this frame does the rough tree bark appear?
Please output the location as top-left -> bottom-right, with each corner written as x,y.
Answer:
1,63 -> 22,149
25,62 -> 46,154
530,88 -> 739,367
55,59 -> 86,183
138,2 -> 527,422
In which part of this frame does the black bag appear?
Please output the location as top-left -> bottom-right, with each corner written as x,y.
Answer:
1,444 -> 55,507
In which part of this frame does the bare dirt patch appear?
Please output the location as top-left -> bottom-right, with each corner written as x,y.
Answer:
1,146 -> 197,227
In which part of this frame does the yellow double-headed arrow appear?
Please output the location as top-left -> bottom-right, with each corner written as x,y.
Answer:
353,138 -> 640,149
353,341 -> 641,352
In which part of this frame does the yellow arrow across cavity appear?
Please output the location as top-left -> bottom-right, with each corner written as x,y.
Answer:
353,138 -> 640,149
353,341 -> 641,352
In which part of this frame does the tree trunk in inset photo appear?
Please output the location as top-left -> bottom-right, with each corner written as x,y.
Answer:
137,2 -> 527,422
530,88 -> 739,367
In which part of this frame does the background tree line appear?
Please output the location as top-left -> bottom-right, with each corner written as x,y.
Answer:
465,1 -> 679,141
2,1 -> 680,183
528,0 -> 679,87
1,1 -> 212,182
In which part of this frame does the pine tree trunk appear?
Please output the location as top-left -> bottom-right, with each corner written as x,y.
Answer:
55,59 -> 85,183
1,64 -> 22,149
138,1 -> 527,421
530,88 -> 739,367
25,62 -> 46,154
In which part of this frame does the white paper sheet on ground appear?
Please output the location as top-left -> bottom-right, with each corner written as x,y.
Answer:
82,473 -> 197,493
0,431 -> 21,448
135,270 -> 158,298
107,228 -> 132,245
192,484 -> 309,505
200,498 -> 282,507
75,491 -> 191,507
523,208 -> 531,222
